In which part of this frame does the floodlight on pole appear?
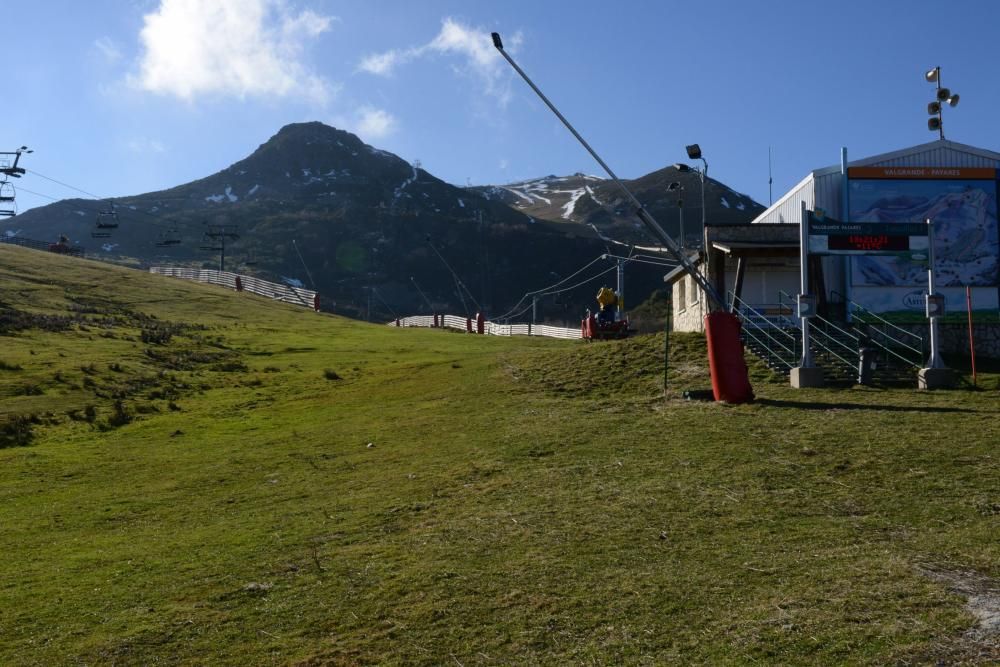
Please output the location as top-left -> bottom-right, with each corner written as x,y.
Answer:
924,66 -> 959,139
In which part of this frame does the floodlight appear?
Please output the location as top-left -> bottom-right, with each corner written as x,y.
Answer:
927,101 -> 941,115
928,117 -> 942,131
924,68 -> 939,83
947,94 -> 960,107
673,163 -> 691,173
685,144 -> 702,160
936,87 -> 951,102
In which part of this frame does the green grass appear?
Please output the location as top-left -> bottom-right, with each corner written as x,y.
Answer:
1,244 -> 998,665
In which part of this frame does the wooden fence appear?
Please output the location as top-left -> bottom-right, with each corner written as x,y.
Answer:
390,314 -> 582,340
149,266 -> 318,310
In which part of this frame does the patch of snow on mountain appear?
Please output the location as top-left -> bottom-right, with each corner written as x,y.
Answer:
129,206 -> 137,210
736,201 -> 746,211
150,206 -> 159,212
75,210 -> 86,216
337,141 -> 345,148
205,194 -> 225,203
247,184 -> 260,196
101,243 -> 118,252
589,223 -> 610,241
392,165 -> 419,205
225,186 -> 238,202
457,199 -> 465,208
4,229 -> 21,237
281,276 -> 304,288
561,188 -> 586,219
585,185 -> 604,206
285,171 -> 290,178
720,197 -> 731,209
506,188 -> 534,205
302,169 -> 312,178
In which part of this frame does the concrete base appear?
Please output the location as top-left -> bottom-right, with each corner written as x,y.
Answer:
918,367 -> 954,390
790,366 -> 825,388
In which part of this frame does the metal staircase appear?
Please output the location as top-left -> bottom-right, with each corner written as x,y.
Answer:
730,291 -> 926,385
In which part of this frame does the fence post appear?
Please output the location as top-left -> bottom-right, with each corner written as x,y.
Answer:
476,313 -> 485,335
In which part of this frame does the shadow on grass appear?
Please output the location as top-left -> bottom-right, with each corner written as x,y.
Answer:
754,398 -> 979,414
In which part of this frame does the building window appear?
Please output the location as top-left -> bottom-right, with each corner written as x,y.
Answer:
677,278 -> 686,311
688,276 -> 699,305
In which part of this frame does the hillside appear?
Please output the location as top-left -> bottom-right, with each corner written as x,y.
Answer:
1,244 -> 998,664
472,167 -> 764,247
8,123 -> 665,322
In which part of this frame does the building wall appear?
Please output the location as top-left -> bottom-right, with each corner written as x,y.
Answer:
672,273 -> 709,332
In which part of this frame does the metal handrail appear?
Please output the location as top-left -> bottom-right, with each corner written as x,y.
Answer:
777,290 -> 858,372
729,292 -> 798,369
830,289 -> 924,347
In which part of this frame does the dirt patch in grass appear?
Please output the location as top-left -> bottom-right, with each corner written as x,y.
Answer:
918,567 -> 1000,662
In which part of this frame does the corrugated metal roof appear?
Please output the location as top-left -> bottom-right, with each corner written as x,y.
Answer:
751,139 -> 1000,225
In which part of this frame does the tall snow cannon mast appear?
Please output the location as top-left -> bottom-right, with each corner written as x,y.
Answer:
491,32 -> 753,403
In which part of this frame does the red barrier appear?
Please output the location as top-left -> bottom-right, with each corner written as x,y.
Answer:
235,276 -> 243,292
466,317 -> 472,333
313,294 -> 320,312
704,312 -> 754,404
395,319 -> 401,327
476,313 -> 485,335
433,314 -> 439,328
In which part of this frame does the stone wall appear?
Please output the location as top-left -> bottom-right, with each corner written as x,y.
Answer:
897,323 -> 1000,359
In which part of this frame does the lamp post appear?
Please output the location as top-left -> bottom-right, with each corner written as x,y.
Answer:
673,143 -> 707,249
925,67 -> 959,139
667,181 -> 684,249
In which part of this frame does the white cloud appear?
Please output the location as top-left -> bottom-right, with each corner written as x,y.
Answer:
357,18 -> 521,105
357,50 -> 409,76
126,137 -> 167,154
94,36 -> 123,63
131,0 -> 336,104
499,158 -> 509,170
357,107 -> 398,140
332,106 -> 398,142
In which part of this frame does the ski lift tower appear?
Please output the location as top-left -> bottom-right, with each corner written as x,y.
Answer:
0,146 -> 32,217
200,224 -> 240,272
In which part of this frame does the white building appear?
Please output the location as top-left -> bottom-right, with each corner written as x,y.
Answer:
668,139 -> 1000,332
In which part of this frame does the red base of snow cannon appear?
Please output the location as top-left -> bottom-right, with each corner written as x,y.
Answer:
704,312 -> 754,404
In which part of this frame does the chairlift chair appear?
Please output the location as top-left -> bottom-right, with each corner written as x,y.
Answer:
155,227 -> 182,247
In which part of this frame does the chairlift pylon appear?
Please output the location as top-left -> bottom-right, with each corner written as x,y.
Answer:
0,180 -> 15,217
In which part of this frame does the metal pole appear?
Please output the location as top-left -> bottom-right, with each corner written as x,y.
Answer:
491,32 -> 723,310
927,217 -> 944,368
678,202 -> 685,250
616,259 -> 624,314
800,202 -> 813,368
967,285 -> 977,386
664,285 -> 672,393
699,159 -> 706,249
532,296 -> 537,327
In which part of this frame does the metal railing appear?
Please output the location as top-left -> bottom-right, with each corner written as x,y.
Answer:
830,290 -> 925,368
728,292 -> 799,371
777,290 -> 858,373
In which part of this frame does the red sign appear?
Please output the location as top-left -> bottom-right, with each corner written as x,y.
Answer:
828,234 -> 910,252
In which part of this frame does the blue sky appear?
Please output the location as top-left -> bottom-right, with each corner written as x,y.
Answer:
5,0 -> 1000,215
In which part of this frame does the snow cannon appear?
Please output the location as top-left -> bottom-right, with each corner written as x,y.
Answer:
582,286 -> 630,340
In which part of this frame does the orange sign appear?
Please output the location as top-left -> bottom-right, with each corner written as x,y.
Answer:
847,166 -> 997,180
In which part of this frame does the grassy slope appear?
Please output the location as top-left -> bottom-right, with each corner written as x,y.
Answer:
0,245 -> 997,665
